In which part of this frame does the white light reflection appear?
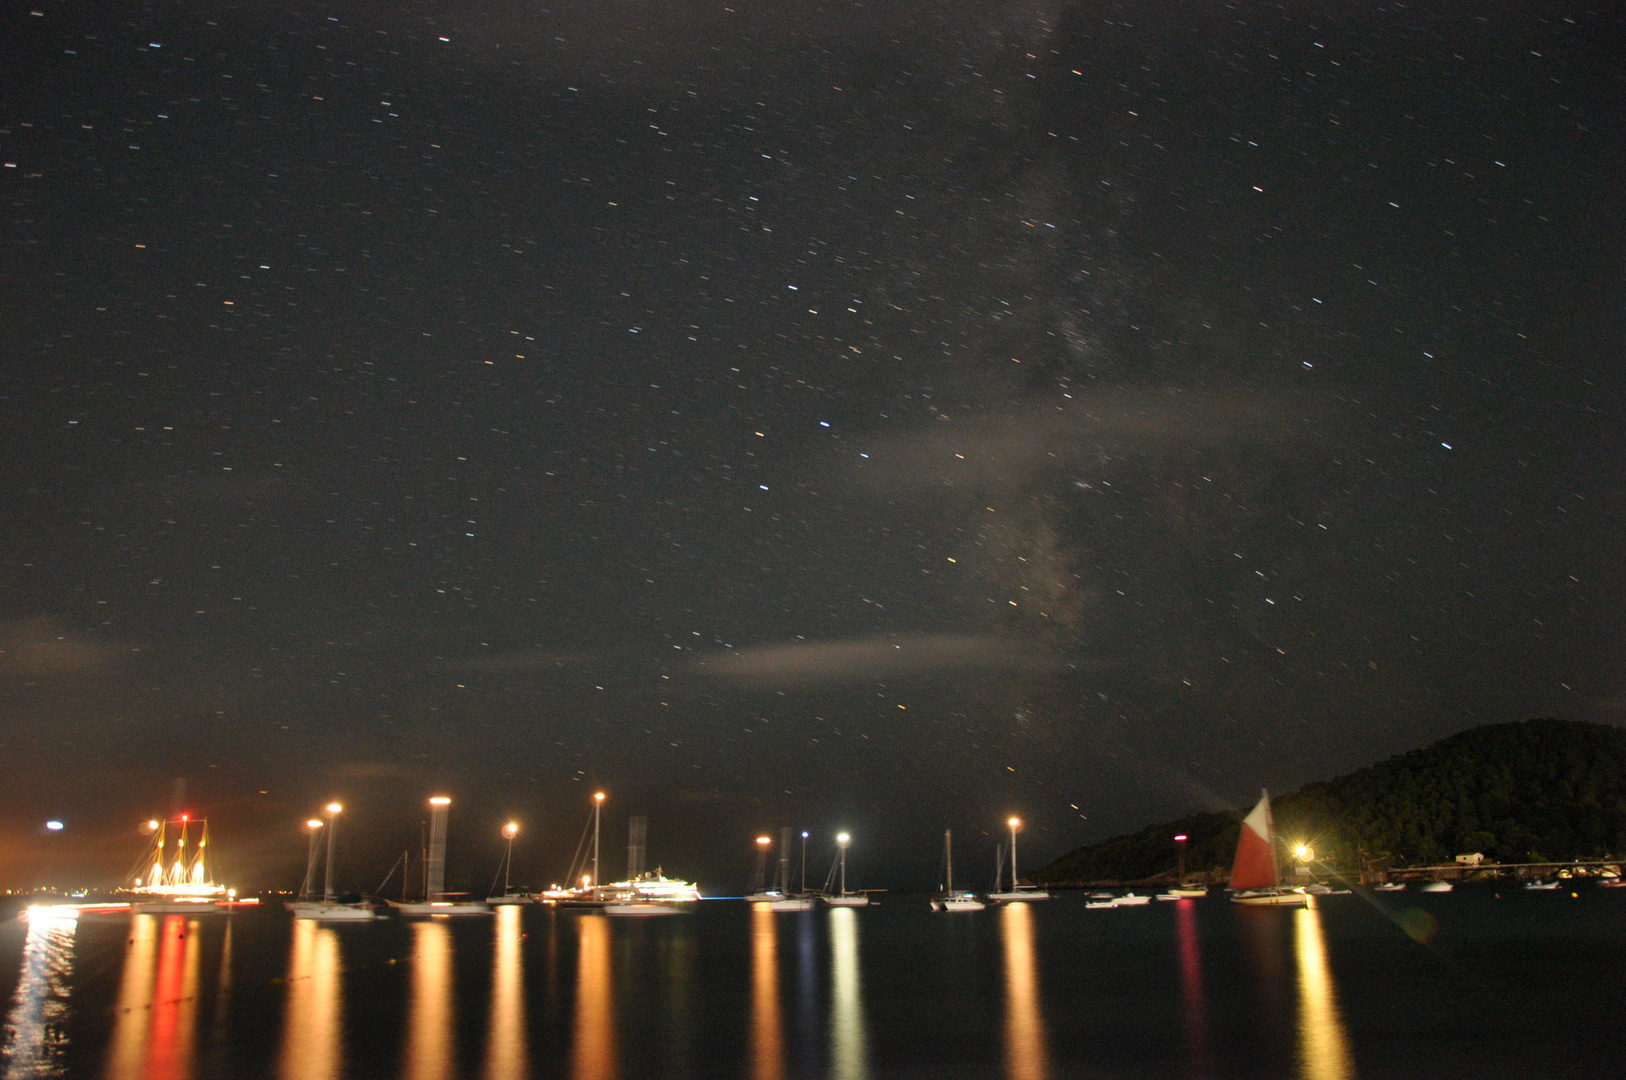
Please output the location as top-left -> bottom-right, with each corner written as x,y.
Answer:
827,907 -> 869,1080
1294,901 -> 1353,1080
749,905 -> 784,1080
485,905 -> 529,1080
572,915 -> 616,1080
277,919 -> 343,1080
403,920 -> 455,1080
1000,902 -> 1050,1080
2,909 -> 76,1078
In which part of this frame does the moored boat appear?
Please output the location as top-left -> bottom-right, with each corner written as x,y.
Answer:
930,830 -> 985,912
986,816 -> 1052,902
118,814 -> 233,915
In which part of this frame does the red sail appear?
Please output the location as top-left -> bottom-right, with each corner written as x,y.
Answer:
1229,791 -> 1279,890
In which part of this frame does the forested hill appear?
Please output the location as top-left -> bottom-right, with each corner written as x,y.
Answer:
1032,719 -> 1626,885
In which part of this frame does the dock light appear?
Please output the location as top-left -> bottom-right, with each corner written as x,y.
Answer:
45,821 -> 63,831
503,822 -> 519,839
326,802 -> 343,815
1008,817 -> 1021,829
306,819 -> 324,830
836,832 -> 851,846
142,819 -> 160,835
1294,844 -> 1314,862
429,796 -> 451,806
756,836 -> 772,846
594,792 -> 605,803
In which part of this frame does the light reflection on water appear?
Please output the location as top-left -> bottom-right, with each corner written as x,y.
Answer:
999,902 -> 1049,1080
402,920 -> 454,1080
1294,901 -> 1353,1080
827,907 -> 869,1080
1,911 -> 76,1079
106,915 -> 202,1080
1174,899 -> 1212,1078
5,892 -> 1574,1077
749,905 -> 784,1080
485,905 -> 529,1080
277,919 -> 342,1080
572,915 -> 616,1080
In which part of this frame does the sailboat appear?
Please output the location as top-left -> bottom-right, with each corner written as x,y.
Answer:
768,827 -> 815,910
987,817 -> 1051,902
1228,790 -> 1307,906
390,796 -> 492,916
119,815 -> 233,914
288,804 -> 381,921
930,830 -> 985,911
822,832 -> 871,906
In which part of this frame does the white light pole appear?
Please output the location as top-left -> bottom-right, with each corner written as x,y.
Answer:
301,819 -> 324,902
323,802 -> 343,902
836,832 -> 851,896
501,821 -> 519,896
1007,817 -> 1021,890
427,796 -> 451,901
591,792 -> 605,891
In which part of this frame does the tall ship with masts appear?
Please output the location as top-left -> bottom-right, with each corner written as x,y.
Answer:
118,814 -> 237,913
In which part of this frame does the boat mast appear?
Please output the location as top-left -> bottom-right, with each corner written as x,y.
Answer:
591,791 -> 605,889
836,832 -> 851,895
945,829 -> 954,894
778,827 -> 792,894
800,831 -> 809,894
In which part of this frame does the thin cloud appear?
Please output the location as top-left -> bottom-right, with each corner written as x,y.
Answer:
693,633 -> 1065,688
0,618 -> 122,678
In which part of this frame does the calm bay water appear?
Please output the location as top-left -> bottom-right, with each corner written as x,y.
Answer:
1,889 -> 1623,1079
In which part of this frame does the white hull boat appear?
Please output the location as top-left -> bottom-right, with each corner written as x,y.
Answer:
931,830 -> 984,911
293,902 -> 381,921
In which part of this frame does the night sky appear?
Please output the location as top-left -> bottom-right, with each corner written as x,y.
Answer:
2,0 -> 1622,895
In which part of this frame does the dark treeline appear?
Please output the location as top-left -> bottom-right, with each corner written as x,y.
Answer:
1033,719 -> 1626,885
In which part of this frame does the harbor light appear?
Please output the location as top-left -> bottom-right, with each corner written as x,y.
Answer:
594,791 -> 606,803
756,835 -> 772,846
1295,844 -> 1314,863
1174,834 -> 1188,842
306,819 -> 324,830
836,832 -> 851,846
503,821 -> 519,839
45,821 -> 63,831
429,796 -> 451,806
1008,817 -> 1021,829
326,802 -> 343,815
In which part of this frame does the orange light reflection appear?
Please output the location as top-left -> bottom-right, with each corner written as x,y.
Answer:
1000,901 -> 1050,1080
750,904 -> 784,1080
485,904 -> 529,1080
403,920 -> 455,1080
278,918 -> 344,1080
572,915 -> 617,1080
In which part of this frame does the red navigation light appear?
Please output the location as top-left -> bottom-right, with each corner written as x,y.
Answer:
1174,834 -> 1188,842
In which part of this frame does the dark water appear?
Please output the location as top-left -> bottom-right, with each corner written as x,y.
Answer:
1,889 -> 1623,1079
